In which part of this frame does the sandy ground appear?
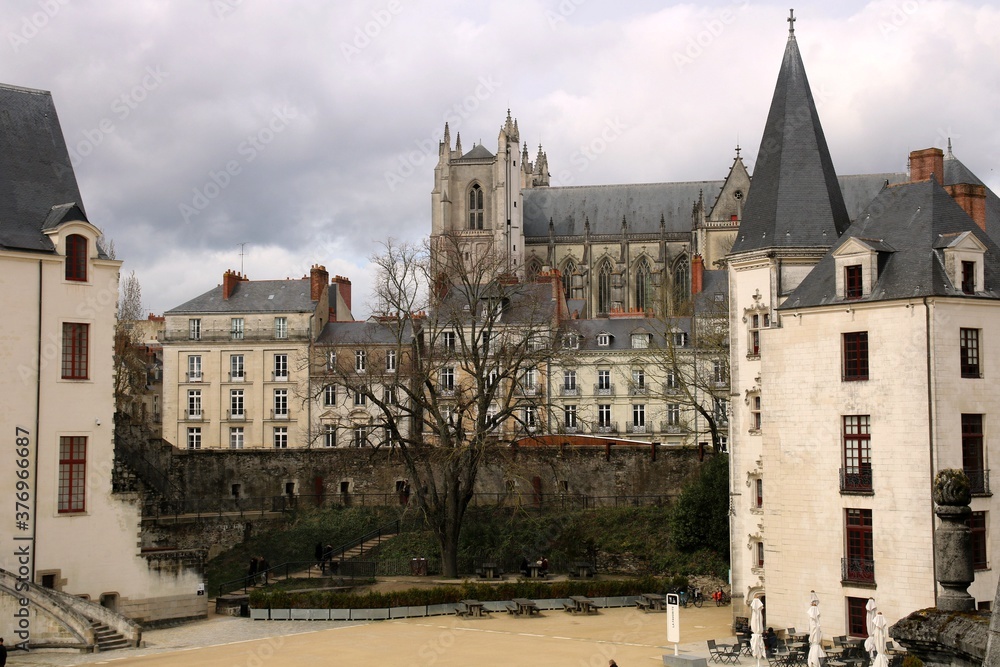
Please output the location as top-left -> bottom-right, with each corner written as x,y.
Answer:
10,599 -> 738,667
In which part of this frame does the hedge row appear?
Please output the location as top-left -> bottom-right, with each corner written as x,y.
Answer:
249,575 -> 687,609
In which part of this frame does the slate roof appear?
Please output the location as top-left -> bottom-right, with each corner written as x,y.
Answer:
315,319 -> 413,346
944,153 -> 1000,243
730,33 -> 850,254
457,144 -> 494,161
564,316 -> 687,352
165,279 -> 319,314
0,84 -> 89,254
781,179 -> 1000,309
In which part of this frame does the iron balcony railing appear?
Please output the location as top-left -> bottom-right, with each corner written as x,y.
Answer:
840,467 -> 873,493
594,383 -> 615,396
596,422 -> 618,434
164,328 -> 312,343
560,386 -> 580,397
626,422 -> 647,434
842,556 -> 875,584
965,468 -> 991,496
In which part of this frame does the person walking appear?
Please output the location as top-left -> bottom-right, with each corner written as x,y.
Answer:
248,557 -> 258,586
0,637 -> 7,666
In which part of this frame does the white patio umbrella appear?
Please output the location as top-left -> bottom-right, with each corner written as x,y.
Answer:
871,612 -> 890,667
863,598 -> 878,657
750,597 -> 766,667
807,591 -> 826,667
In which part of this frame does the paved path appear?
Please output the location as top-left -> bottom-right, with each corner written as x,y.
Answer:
9,602 -> 738,667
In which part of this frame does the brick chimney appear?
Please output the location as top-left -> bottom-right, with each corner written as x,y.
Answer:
222,270 -> 248,300
910,148 -> 944,184
945,182 -> 987,232
309,264 -> 329,302
691,254 -> 705,295
331,275 -> 352,312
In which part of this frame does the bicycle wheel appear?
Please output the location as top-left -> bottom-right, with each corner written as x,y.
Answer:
694,597 -> 703,608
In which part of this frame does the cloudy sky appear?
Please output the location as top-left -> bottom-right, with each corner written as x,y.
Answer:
2,0 -> 998,316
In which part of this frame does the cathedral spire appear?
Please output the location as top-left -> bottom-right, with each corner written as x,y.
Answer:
455,132 -> 462,155
730,11 -> 849,254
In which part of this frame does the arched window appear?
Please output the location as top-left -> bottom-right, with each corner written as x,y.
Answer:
597,261 -> 613,315
526,258 -> 542,283
673,256 -> 690,310
65,234 -> 88,281
561,259 -> 576,299
468,184 -> 484,230
635,258 -> 652,312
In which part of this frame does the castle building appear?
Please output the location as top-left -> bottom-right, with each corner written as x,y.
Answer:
727,16 -> 1000,637
0,83 -> 204,634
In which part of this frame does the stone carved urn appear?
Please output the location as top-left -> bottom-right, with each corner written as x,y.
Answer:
933,469 -> 975,612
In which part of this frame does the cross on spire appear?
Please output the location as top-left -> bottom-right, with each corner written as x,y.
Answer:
788,8 -> 796,35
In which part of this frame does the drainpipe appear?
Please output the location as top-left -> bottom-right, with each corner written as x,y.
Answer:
924,296 -> 938,607
31,261 -> 42,580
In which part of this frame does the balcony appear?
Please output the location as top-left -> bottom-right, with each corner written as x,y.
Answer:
626,422 -> 647,434
663,383 -> 681,395
628,384 -> 649,396
271,372 -> 289,382
162,327 -> 311,342
965,468 -> 991,496
560,425 -> 579,434
841,557 -> 875,585
228,373 -> 246,382
518,384 -> 541,397
840,467 -> 873,494
183,410 -> 204,421
227,410 -> 247,421
660,422 -> 685,435
185,373 -> 203,382
439,385 -> 456,398
596,422 -> 618,434
271,410 -> 290,421
594,383 -> 615,397
560,386 -> 580,397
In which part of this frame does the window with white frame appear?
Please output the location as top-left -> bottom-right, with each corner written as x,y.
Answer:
187,427 -> 201,450
275,316 -> 288,339
666,370 -> 679,391
274,353 -> 288,380
632,368 -> 646,390
273,427 -> 288,449
564,404 -> 578,429
230,354 -> 245,381
187,355 -> 202,382
563,369 -> 577,391
443,331 -> 456,351
231,317 -> 244,340
712,361 -> 726,384
323,384 -> 337,406
632,404 -> 645,427
441,367 -> 455,391
564,333 -> 579,349
750,393 -> 761,431
597,333 -> 610,347
383,385 -> 398,405
598,404 -> 612,428
522,368 -> 537,393
353,425 -> 368,447
597,369 -> 611,392
327,350 -> 336,371
673,332 -> 687,347
189,318 -> 201,340
230,427 -> 244,449
667,403 -> 680,426
714,398 -> 729,423
230,389 -> 244,417
748,313 -> 769,356
274,389 -> 288,417
187,390 -> 202,418
631,333 -> 649,349
385,349 -> 397,372
523,406 -> 537,429
355,350 -> 366,372
324,424 -> 337,448
353,388 -> 367,406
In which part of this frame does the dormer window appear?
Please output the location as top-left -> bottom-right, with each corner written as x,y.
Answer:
564,333 -> 579,349
673,332 -> 688,347
845,265 -> 863,300
631,333 -> 650,349
597,333 -> 610,347
962,261 -> 976,295
65,234 -> 88,281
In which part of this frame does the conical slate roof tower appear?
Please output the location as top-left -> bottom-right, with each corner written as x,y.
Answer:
730,11 -> 849,254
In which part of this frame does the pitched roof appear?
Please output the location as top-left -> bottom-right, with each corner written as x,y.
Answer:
165,279 -> 319,314
315,319 -> 412,346
781,179 -> 1000,308
730,31 -> 850,254
943,152 -> 1000,243
457,144 -> 494,161
0,84 -> 88,253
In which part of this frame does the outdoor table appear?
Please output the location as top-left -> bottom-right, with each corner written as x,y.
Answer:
569,595 -> 598,614
642,592 -> 666,611
526,563 -> 546,578
512,597 -> 540,615
480,563 -> 500,579
459,599 -> 486,617
571,561 -> 595,578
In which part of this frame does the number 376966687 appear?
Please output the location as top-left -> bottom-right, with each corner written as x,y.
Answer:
14,427 -> 31,530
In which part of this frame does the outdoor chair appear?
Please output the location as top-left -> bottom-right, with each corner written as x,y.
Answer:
708,639 -> 741,664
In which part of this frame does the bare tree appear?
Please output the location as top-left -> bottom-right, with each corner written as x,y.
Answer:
650,289 -> 730,453
114,270 -> 151,419
315,236 -> 566,576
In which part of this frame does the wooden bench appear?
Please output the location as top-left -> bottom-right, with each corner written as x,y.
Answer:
635,598 -> 651,611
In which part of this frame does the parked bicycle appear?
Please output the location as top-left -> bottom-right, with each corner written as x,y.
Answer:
687,586 -> 704,608
713,589 -> 731,606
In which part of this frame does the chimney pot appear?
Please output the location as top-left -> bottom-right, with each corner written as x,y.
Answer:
909,148 -> 944,184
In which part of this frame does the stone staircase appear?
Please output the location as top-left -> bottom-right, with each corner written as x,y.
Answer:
91,621 -> 131,652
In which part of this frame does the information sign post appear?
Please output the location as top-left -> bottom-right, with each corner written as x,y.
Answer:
666,592 -> 680,655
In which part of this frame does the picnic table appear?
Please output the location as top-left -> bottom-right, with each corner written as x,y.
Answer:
479,562 -> 501,579
458,599 -> 488,617
510,598 -> 540,615
525,563 -> 547,578
569,561 -> 595,578
564,595 -> 599,614
636,593 -> 666,611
